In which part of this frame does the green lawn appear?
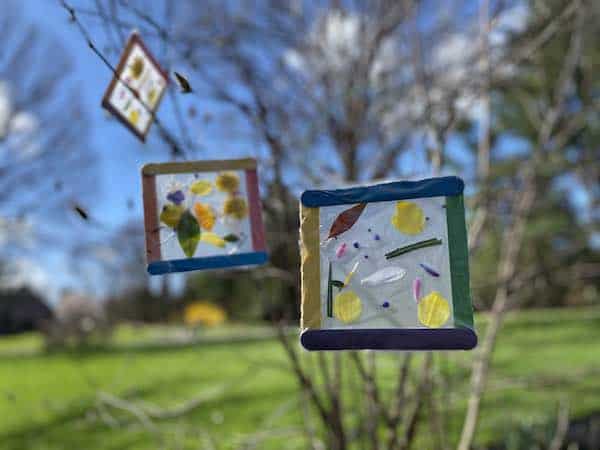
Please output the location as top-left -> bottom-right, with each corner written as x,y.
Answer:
0,308 -> 599,450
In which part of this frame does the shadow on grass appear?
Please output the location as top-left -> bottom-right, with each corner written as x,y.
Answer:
0,329 -> 290,362
0,376 -> 299,450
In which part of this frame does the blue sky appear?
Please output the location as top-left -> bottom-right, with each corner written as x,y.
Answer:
17,1 -> 185,299
24,1 -> 163,228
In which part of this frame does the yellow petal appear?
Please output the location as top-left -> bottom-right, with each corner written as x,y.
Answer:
391,201 -> 425,235
215,172 -> 240,193
190,180 -> 213,196
418,291 -> 450,328
333,291 -> 362,324
223,196 -> 248,220
343,261 -> 360,287
200,232 -> 226,248
130,57 -> 144,79
128,109 -> 140,125
193,202 -> 216,231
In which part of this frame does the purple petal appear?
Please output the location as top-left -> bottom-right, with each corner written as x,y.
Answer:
419,263 -> 440,277
167,190 -> 185,205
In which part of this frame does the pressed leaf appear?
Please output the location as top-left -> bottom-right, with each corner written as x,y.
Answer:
327,203 -> 366,239
223,233 -> 240,243
73,204 -> 89,221
176,210 -> 201,257
330,280 -> 345,290
174,71 -> 192,93
385,238 -> 442,259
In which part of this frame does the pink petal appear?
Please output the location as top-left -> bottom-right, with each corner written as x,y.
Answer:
336,243 -> 347,258
413,277 -> 422,303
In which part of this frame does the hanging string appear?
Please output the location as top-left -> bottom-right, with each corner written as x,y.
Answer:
60,0 -> 191,160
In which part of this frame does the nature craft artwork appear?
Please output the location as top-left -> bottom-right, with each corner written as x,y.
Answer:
142,159 -> 267,275
299,177 -> 477,351
101,32 -> 168,141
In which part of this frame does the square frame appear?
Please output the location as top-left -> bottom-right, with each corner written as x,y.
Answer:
142,158 -> 268,275
299,176 -> 477,351
101,32 -> 169,142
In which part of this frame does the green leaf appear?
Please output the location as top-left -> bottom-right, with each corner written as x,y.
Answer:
223,233 -> 240,243
176,210 -> 201,258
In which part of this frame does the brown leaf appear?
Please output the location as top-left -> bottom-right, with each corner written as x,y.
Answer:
73,204 -> 89,221
327,203 -> 366,239
174,71 -> 192,93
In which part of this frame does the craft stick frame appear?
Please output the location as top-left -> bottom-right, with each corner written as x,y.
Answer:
299,176 -> 477,351
142,158 -> 268,275
101,32 -> 169,141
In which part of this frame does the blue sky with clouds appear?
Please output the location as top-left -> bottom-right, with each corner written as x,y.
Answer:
17,1 -> 180,299
11,0 -> 594,301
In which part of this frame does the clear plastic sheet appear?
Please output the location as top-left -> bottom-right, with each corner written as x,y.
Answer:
318,196 -> 454,330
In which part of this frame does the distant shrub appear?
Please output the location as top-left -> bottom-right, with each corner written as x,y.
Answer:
42,293 -> 111,349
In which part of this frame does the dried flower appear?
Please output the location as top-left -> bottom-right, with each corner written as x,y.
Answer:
128,108 -> 140,125
167,190 -> 185,205
130,57 -> 144,79
223,196 -> 248,220
189,180 -> 213,196
193,202 -> 216,231
215,172 -> 240,193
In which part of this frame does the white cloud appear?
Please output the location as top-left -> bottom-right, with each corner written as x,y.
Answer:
283,10 -> 364,76
0,81 -> 11,139
0,258 -> 50,294
0,79 -> 41,158
282,4 -> 530,141
9,111 -> 38,135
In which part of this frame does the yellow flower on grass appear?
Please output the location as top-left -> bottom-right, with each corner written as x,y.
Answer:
200,232 -> 226,248
184,301 -> 226,327
215,172 -> 240,193
418,291 -> 450,328
190,180 -> 213,196
333,291 -> 362,324
193,202 -> 216,231
391,201 -> 425,235
223,196 -> 248,220
130,57 -> 144,79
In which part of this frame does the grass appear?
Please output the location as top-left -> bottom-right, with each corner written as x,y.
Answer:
0,307 -> 599,449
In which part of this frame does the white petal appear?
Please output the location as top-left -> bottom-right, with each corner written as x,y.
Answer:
360,266 -> 406,286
